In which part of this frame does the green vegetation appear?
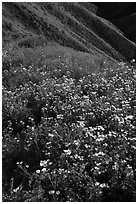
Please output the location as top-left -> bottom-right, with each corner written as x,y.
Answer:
3,2 -> 135,61
2,42 -> 136,201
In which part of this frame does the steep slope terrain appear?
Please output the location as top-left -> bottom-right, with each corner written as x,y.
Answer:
2,2 -> 135,62
112,13 -> 136,43
94,2 -> 136,42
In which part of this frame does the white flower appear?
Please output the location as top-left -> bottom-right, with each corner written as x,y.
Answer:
42,168 -> 46,173
84,144 -> 89,148
74,154 -> 78,159
73,139 -> 80,146
56,191 -> 60,195
131,59 -> 135,63
63,149 -> 71,155
57,114 -> 63,119
94,166 -> 100,170
40,159 -> 51,167
125,115 -> 133,120
77,121 -> 85,127
83,95 -> 89,99
98,126 -> 105,131
16,161 -> 23,165
100,183 -> 109,188
126,165 -> 133,177
101,78 -> 107,83
58,168 -> 64,174
96,137 -> 105,142
49,190 -> 55,195
95,182 -> 100,186
48,133 -> 54,138
36,170 -> 40,174
94,151 -> 105,156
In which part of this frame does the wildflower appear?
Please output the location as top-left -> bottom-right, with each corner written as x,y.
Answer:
48,133 -> 55,138
57,114 -> 63,119
95,182 -> 100,186
74,154 -> 78,159
22,67 -> 26,71
58,168 -> 64,174
40,160 -> 49,167
94,151 -> 105,156
63,149 -> 71,155
100,183 -> 109,188
49,190 -> 55,195
125,115 -> 133,120
73,139 -> 80,146
36,170 -> 41,174
94,166 -> 100,170
42,168 -> 46,173
84,144 -> 89,148
96,126 -> 105,131
126,165 -> 133,177
77,121 -> 85,127
96,136 -> 105,142
56,191 -> 60,195
16,161 -> 23,165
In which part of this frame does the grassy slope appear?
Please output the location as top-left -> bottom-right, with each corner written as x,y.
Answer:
2,41 -> 118,87
2,2 -> 135,62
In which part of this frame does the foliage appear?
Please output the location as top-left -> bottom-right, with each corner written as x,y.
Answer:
2,44 -> 136,202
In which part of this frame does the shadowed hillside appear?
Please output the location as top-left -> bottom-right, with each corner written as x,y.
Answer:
2,2 -> 135,61
94,2 -> 136,42
112,13 -> 136,43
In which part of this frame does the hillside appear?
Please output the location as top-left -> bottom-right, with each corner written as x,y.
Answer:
2,2 -> 136,202
94,2 -> 136,42
2,2 -> 136,62
112,13 -> 136,43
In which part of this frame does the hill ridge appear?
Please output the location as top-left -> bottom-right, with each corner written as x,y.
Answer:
2,2 -> 136,61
